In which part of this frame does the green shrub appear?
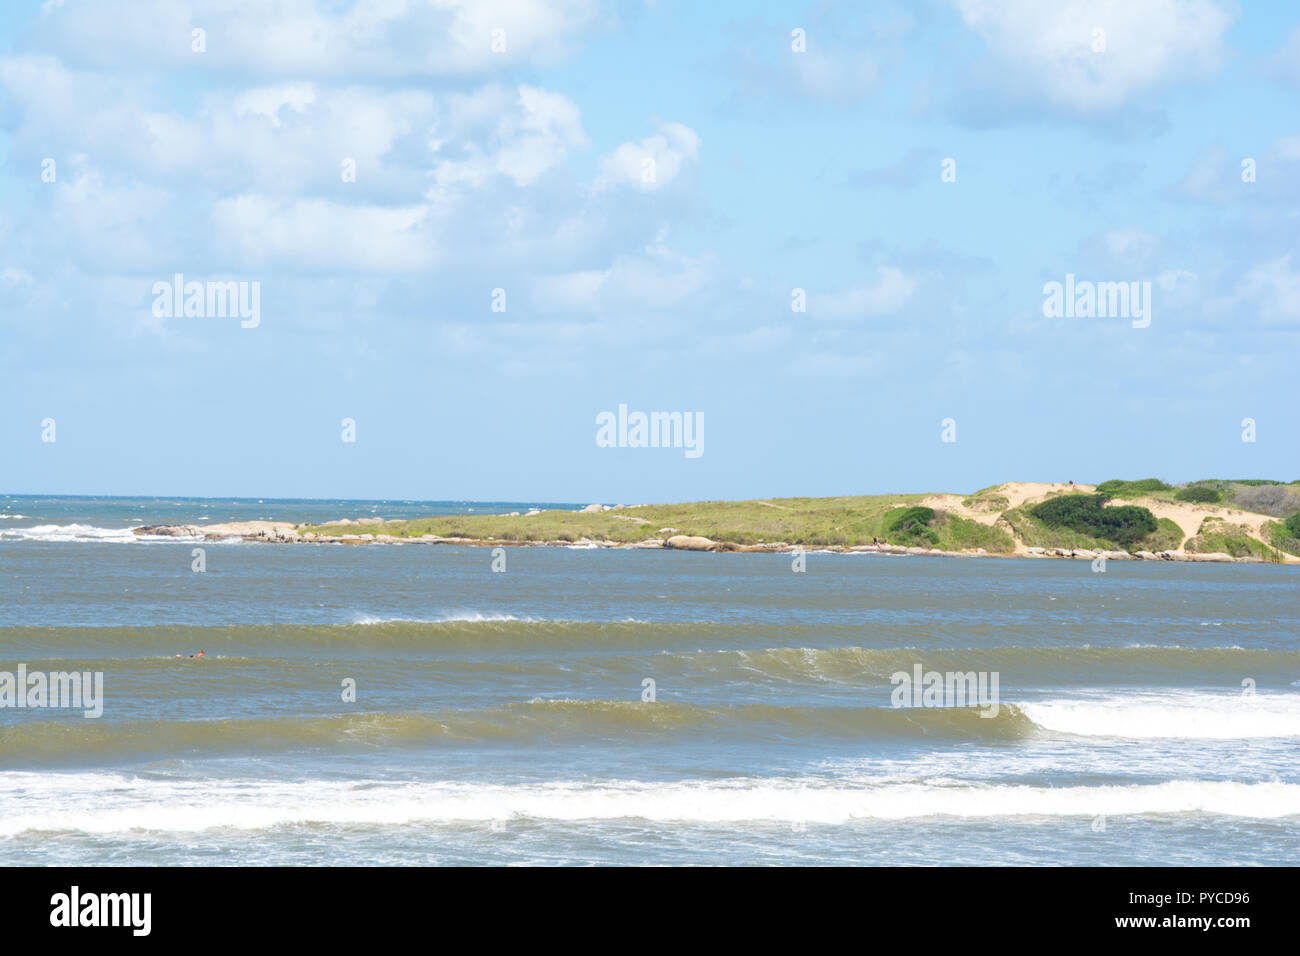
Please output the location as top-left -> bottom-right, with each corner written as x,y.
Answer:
1137,518 -> 1185,552
1095,478 -> 1173,499
1266,521 -> 1300,558
884,506 -> 934,530
1000,506 -> 1104,550
882,506 -> 938,546
1175,486 -> 1221,504
932,512 -> 1016,553
1030,494 -> 1157,550
1285,512 -> 1300,538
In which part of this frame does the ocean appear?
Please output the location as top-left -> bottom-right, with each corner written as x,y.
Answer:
1,495 -> 1297,865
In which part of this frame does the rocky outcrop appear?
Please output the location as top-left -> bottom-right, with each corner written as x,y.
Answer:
1014,546 -> 1248,562
135,521 -> 295,541
664,534 -> 719,552
135,525 -> 204,537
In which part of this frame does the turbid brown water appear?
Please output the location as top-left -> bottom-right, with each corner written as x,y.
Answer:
2,496 -> 1298,864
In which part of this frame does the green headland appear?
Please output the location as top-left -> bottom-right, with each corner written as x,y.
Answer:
281,478 -> 1300,563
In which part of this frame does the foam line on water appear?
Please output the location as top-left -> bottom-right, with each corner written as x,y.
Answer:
1021,693 -> 1300,739
1,775 -> 1295,834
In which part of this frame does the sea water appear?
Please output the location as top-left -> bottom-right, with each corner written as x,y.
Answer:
1,495 -> 1297,865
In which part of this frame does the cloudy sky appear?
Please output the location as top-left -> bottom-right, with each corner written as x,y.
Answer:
1,0 -> 1296,501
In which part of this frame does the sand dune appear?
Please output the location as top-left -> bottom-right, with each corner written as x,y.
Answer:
919,483 -> 1296,562
921,482 -> 1095,526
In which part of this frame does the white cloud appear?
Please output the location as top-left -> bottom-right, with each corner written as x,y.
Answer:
0,53 -> 679,280
1156,269 -> 1197,291
1267,27 -> 1300,88
597,122 -> 700,191
534,247 -> 715,313
0,55 -> 450,197
952,0 -> 1235,114
0,16 -> 712,309
1080,226 -> 1162,268
232,83 -> 317,127
430,84 -> 588,189
1170,135 -> 1300,205
50,167 -> 178,270
727,15 -> 907,109
815,268 -> 916,319
1100,228 -> 1158,260
211,196 -> 436,272
1236,256 -> 1300,326
1274,136 -> 1300,162
791,48 -> 882,104
31,0 -> 601,77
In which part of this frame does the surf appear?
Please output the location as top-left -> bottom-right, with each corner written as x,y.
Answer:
2,774 -> 1296,836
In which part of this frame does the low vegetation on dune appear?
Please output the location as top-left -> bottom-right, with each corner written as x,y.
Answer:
1095,478 -> 1174,499
1226,482 -> 1300,518
1186,517 -> 1284,562
1265,514 -> 1300,557
1159,479 -> 1300,517
961,487 -> 1010,512
930,511 -> 1016,553
1175,485 -> 1222,504
1143,518 -> 1187,552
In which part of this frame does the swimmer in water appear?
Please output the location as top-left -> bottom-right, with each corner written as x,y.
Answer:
174,650 -> 206,658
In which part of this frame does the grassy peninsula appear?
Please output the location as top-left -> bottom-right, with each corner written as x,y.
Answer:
284,478 -> 1300,563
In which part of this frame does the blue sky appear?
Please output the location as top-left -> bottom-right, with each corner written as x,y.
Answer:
1,0 -> 1297,502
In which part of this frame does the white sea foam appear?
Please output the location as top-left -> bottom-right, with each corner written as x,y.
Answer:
349,612 -> 536,625
0,774 -> 1294,835
1021,693 -> 1300,739
0,524 -> 197,543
